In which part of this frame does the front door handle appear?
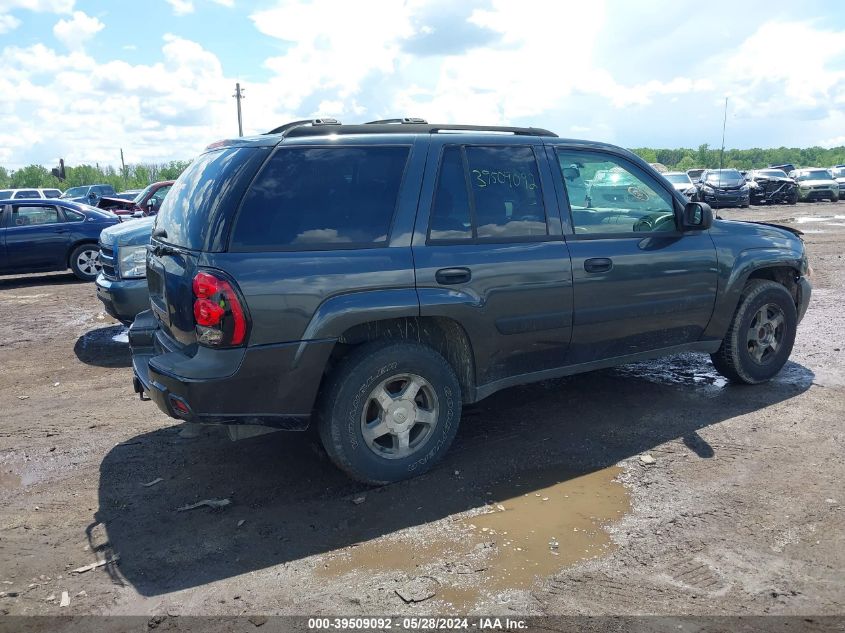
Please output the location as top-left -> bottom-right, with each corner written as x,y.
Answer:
435,267 -> 471,285
584,257 -> 613,273
54,228 -> 70,234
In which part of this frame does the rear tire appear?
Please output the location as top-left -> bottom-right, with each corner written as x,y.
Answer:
710,279 -> 797,384
69,243 -> 102,281
317,340 -> 462,485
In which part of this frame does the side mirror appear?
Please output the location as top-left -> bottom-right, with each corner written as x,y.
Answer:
681,201 -> 713,231
147,198 -> 157,209
132,210 -> 144,219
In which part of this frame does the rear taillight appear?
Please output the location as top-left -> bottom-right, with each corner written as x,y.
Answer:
192,271 -> 248,347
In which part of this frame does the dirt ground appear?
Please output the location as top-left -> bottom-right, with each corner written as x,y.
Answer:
0,201 -> 843,618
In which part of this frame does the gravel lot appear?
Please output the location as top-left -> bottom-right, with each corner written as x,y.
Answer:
0,201 -> 843,617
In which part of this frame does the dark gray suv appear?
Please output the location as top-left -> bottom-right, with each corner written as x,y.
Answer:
130,119 -> 811,484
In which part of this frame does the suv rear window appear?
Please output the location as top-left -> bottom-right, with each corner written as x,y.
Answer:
230,146 -> 410,251
154,147 -> 267,251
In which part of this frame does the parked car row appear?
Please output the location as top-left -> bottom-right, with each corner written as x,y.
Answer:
0,179 -> 174,283
665,165 -> 843,208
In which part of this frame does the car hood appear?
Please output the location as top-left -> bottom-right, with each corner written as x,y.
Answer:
99,216 -> 155,247
670,182 -> 693,191
711,218 -> 803,245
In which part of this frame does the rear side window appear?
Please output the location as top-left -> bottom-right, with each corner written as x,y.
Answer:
428,145 -> 548,242
13,190 -> 40,199
0,190 -> 11,200
64,209 -> 85,222
231,146 -> 410,251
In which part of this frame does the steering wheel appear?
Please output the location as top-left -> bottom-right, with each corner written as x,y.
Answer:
634,212 -> 675,232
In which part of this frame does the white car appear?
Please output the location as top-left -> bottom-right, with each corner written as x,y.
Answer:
663,171 -> 698,200
789,169 -> 839,202
0,187 -> 63,200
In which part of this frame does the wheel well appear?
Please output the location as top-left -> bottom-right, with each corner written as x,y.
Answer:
325,317 -> 477,403
67,239 -> 99,267
747,265 -> 800,305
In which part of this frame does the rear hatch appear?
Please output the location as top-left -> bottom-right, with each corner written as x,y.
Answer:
147,145 -> 269,347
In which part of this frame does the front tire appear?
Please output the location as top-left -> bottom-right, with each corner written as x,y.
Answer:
711,279 -> 798,384
317,340 -> 462,485
69,243 -> 102,281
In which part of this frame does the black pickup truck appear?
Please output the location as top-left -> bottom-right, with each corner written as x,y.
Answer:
129,119 -> 811,484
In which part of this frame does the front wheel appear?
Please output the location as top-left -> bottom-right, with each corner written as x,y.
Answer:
710,279 -> 798,384
69,244 -> 102,281
317,340 -> 462,484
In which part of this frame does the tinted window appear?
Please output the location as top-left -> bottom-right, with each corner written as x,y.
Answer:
11,205 -> 59,226
704,170 -> 743,185
429,147 -> 472,241
13,190 -> 40,199
0,190 -> 12,200
43,189 -> 62,198
231,146 -> 409,251
466,146 -> 547,239
156,147 -> 266,251
557,150 -> 675,234
64,209 -> 85,222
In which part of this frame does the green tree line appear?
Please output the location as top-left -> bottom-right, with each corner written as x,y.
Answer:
0,161 -> 191,191
630,144 -> 845,171
2,144 -> 844,191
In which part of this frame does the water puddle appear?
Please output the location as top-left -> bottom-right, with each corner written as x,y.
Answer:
612,353 -> 728,391
317,466 -> 629,609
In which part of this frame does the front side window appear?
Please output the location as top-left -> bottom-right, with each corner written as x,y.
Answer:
556,150 -> 676,235
231,146 -> 410,251
11,205 -> 60,226
428,145 -> 548,242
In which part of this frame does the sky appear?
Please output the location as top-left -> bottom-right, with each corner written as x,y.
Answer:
0,0 -> 844,169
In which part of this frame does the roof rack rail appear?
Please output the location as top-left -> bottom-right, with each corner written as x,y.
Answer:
364,117 -> 428,125
265,118 -> 341,136
284,123 -> 558,138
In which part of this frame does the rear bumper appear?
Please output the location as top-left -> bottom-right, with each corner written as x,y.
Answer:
129,311 -> 333,429
95,274 -> 149,325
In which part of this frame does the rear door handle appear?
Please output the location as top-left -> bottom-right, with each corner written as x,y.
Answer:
584,257 -> 613,273
435,267 -> 471,285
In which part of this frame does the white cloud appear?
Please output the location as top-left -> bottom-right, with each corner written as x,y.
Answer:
52,10 -> 104,51
0,0 -> 73,11
0,13 -> 20,32
165,0 -> 234,15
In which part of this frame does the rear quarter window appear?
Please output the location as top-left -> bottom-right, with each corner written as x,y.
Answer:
154,147 -> 267,251
230,146 -> 410,252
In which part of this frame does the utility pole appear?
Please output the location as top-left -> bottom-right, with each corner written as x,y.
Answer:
120,148 -> 127,187
233,82 -> 245,137
719,96 -> 728,176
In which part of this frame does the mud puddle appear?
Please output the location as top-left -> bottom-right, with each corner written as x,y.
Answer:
613,353 -> 728,391
318,465 -> 629,609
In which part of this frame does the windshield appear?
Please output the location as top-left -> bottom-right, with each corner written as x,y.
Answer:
665,173 -> 691,184
796,170 -> 832,181
705,170 -> 744,185
132,184 -> 157,204
61,186 -> 88,198
757,170 -> 788,178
